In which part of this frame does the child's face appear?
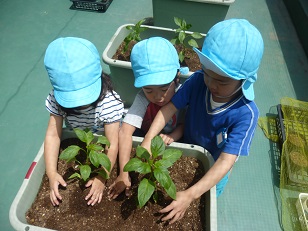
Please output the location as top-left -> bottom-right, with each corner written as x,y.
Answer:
203,68 -> 242,103
142,81 -> 176,107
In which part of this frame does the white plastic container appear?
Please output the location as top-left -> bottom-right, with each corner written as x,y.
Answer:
296,193 -> 308,231
9,129 -> 217,231
102,24 -> 205,108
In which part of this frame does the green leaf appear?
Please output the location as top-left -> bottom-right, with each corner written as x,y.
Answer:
85,130 -> 94,145
165,181 -> 177,200
151,136 -> 165,158
97,153 -> 111,172
160,149 -> 182,168
188,39 -> 199,48
138,178 -> 155,208
74,128 -> 88,143
174,17 -> 182,27
98,169 -> 109,180
175,28 -> 182,33
126,25 -> 133,30
179,32 -> 185,44
80,165 -> 91,181
97,136 -> 110,148
181,19 -> 187,29
170,38 -> 177,45
191,32 -> 203,39
88,143 -> 103,152
89,150 -> 100,168
124,158 -> 151,174
154,168 -> 172,189
136,145 -> 150,160
179,51 -> 185,63
68,172 -> 81,180
59,145 -> 80,162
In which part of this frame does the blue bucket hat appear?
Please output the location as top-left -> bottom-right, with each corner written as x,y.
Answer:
131,37 -> 188,88
194,19 -> 264,100
44,37 -> 102,108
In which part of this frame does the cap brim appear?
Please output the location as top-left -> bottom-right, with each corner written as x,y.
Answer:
134,69 -> 177,88
193,47 -> 232,78
194,47 -> 255,101
54,77 -> 101,108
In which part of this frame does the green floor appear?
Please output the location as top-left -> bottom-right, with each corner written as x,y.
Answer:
1,0 -> 307,230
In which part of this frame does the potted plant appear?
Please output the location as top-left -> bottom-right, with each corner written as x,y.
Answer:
102,18 -> 205,108
151,0 -> 235,33
9,128 -> 217,230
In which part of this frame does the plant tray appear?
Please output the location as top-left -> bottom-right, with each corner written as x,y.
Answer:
276,104 -> 308,186
70,0 -> 113,13
296,193 -> 308,231
9,129 -> 217,231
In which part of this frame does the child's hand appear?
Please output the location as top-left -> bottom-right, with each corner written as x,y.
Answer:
85,176 -> 106,206
48,172 -> 67,206
160,133 -> 174,145
108,174 -> 131,199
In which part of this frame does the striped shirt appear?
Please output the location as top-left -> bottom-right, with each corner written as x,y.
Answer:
46,90 -> 124,133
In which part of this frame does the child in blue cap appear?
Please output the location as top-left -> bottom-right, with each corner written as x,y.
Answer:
43,37 -> 124,206
141,19 -> 264,223
108,37 -> 188,199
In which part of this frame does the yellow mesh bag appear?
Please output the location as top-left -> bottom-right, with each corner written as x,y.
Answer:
278,97 -> 308,231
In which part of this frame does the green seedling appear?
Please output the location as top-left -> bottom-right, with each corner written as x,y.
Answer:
123,19 -> 148,53
124,136 -> 182,208
170,17 -> 203,62
59,128 -> 111,182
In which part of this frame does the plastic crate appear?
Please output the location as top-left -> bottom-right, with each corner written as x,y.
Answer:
296,193 -> 308,231
276,104 -> 308,186
70,0 -> 113,13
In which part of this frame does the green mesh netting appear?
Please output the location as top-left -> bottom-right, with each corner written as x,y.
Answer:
258,97 -> 308,231
280,97 -> 308,231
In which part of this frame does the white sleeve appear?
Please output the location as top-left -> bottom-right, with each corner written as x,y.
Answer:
123,90 -> 149,128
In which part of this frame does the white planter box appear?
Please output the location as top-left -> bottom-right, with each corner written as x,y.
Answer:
152,0 -> 235,33
102,24 -> 205,108
10,129 -> 217,231
296,193 -> 308,231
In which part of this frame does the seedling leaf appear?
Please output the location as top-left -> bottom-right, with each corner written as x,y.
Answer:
68,172 -> 81,180
89,150 -> 100,168
97,136 -> 110,148
124,158 -> 151,174
151,136 -> 165,158
138,178 -> 155,208
98,153 -> 111,172
154,168 -> 172,189
59,145 -> 80,162
136,145 -> 150,160
80,165 -> 91,182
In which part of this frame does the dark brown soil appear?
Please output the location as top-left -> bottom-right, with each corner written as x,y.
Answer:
112,41 -> 202,72
26,138 -> 207,231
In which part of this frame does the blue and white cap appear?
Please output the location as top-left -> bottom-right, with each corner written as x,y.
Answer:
194,19 -> 264,100
131,37 -> 188,88
44,37 -> 102,108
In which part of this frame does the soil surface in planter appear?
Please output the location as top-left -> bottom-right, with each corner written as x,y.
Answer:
26,138 -> 207,230
113,41 -> 202,72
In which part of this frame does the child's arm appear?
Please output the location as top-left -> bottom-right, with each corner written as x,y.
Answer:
108,122 -> 136,199
159,152 -> 237,224
85,121 -> 120,205
44,114 -> 66,206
